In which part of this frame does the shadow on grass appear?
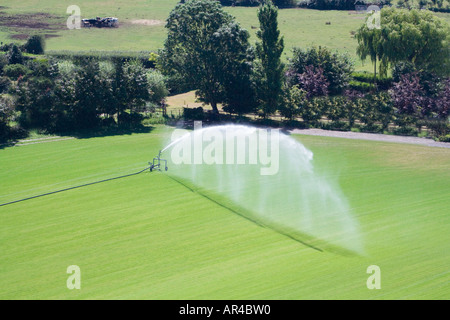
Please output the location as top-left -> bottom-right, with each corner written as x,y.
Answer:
0,124 -> 155,149
169,113 -> 309,137
59,124 -> 155,140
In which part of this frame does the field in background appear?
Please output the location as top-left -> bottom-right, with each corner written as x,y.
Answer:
1,127 -> 449,299
2,1 -> 448,71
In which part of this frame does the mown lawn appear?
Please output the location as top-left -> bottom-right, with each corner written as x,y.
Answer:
0,126 -> 448,299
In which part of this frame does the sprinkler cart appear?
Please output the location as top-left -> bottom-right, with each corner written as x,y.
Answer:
149,150 -> 168,172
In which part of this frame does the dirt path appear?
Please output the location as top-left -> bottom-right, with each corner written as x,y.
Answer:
291,129 -> 450,149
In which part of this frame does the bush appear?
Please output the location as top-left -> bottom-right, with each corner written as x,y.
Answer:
351,71 -> 393,90
438,134 -> 450,142
392,61 -> 416,83
0,54 -> 7,75
0,76 -> 10,94
22,35 -> 45,55
0,95 -> 14,141
6,45 -> 23,65
26,59 -> 52,78
299,97 -> 327,125
392,125 -> 419,136
146,69 -> 169,105
348,80 -> 374,93
0,43 -> 14,52
325,95 -> 347,123
297,66 -> 329,98
422,118 -> 450,139
4,64 -> 31,80
280,85 -> 306,120
288,46 -> 353,95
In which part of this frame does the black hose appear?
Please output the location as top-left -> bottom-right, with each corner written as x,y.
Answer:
0,166 -> 151,208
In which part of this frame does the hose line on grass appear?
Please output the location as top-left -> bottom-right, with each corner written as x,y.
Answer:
0,166 -> 152,208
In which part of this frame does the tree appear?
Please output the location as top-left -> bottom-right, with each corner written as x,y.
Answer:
280,85 -> 306,120
15,75 -> 56,129
356,8 -> 450,78
211,23 -> 257,115
6,44 -> 23,65
23,35 -> 45,55
160,0 -> 234,113
122,61 -> 150,115
146,69 -> 169,105
111,58 -> 128,124
255,0 -> 285,118
287,46 -> 353,95
71,59 -> 106,129
0,95 -> 14,141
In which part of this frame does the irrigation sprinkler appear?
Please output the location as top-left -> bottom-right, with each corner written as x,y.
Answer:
149,150 -> 168,172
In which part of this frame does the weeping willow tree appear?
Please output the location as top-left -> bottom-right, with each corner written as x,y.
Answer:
356,7 -> 450,85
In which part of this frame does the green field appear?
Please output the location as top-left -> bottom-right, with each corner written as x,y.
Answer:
1,126 -> 449,299
1,0 -> 448,70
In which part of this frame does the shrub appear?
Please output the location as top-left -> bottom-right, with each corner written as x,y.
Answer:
280,85 -> 306,120
22,35 -> 45,55
0,76 -> 10,94
392,61 -> 416,83
351,71 -> 393,90
423,118 -> 450,140
325,95 -> 347,123
6,45 -> 23,65
438,134 -> 450,142
288,46 -> 353,95
348,80 -> 374,93
0,54 -> 7,75
390,73 -> 429,117
435,78 -> 449,119
4,64 -> 31,80
146,69 -> 169,105
0,95 -> 14,141
297,66 -> 329,98
392,125 -> 419,136
299,97 -> 327,125
0,42 -> 14,52
26,59 -> 51,78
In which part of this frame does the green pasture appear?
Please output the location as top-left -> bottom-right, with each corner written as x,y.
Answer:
0,126 -> 448,299
1,1 -> 448,70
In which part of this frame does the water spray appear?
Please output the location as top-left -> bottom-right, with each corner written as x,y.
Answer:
160,124 -> 364,255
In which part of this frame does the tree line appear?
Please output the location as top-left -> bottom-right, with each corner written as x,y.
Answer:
160,0 -> 449,140
0,45 -> 168,141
